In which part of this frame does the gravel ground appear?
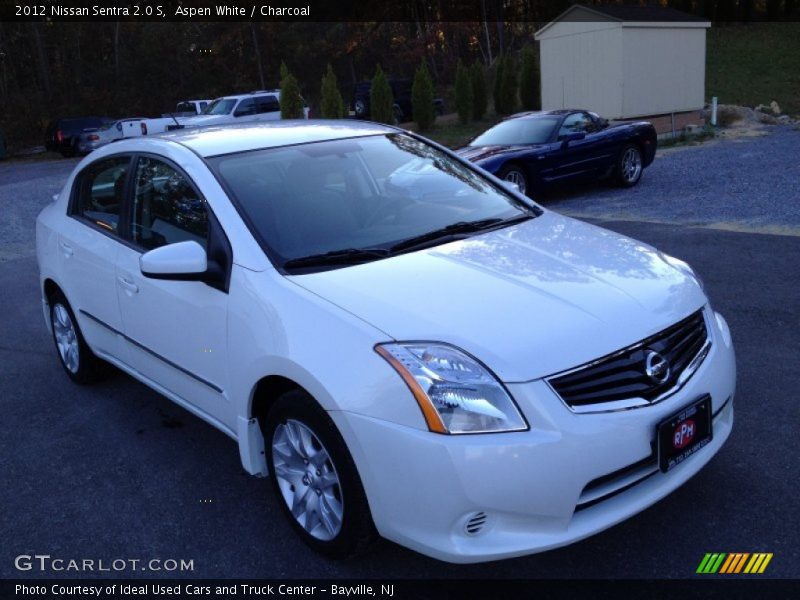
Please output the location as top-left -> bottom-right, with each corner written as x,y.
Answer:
0,126 -> 798,263
0,156 -> 79,261
544,125 -> 800,234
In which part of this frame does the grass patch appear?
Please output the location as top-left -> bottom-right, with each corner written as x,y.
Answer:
404,112 -> 502,149
707,23 -> 800,116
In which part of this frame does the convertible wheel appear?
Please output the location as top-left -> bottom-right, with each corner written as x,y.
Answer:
49,292 -> 104,383
265,390 -> 376,558
499,165 -> 529,197
616,144 -> 643,187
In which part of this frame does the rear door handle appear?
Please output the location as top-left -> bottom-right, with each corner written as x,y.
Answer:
117,276 -> 139,294
59,240 -> 74,257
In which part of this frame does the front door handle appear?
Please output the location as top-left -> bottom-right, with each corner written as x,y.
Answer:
117,276 -> 139,294
59,240 -> 74,257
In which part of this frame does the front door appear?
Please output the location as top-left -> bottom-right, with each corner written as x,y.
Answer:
114,155 -> 231,428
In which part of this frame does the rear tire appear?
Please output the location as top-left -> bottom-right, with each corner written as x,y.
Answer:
615,144 -> 643,187
49,292 -> 105,384
264,390 -> 376,559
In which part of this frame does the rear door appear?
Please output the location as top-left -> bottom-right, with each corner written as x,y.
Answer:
254,95 -> 282,121
58,155 -> 132,363
114,154 -> 231,426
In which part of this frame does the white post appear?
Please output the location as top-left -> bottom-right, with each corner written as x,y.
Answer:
711,96 -> 718,127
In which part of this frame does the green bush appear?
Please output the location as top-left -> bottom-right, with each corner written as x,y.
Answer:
519,46 -> 541,111
279,62 -> 305,119
370,65 -> 394,124
412,59 -> 436,131
320,64 -> 345,119
470,60 -> 488,121
454,60 -> 473,124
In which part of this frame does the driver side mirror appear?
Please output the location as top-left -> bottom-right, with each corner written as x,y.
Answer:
140,241 -> 208,281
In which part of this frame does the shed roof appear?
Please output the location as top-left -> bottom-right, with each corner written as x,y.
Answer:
535,3 -> 710,38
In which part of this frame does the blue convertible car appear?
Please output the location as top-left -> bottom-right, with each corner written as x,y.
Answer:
456,110 -> 657,196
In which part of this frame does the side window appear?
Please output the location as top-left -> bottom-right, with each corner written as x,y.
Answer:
74,156 -> 129,233
558,113 -> 591,138
234,98 -> 256,117
130,157 -> 208,251
255,95 -> 280,114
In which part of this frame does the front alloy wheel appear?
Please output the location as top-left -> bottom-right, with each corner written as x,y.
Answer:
272,419 -> 344,541
265,390 -> 375,558
499,164 -> 529,197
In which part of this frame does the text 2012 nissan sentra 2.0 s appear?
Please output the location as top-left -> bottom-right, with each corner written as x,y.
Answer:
36,121 -> 735,563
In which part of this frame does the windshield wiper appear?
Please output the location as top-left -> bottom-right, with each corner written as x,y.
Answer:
283,247 -> 391,271
390,214 -> 533,254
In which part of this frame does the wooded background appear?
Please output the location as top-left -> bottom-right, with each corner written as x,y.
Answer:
0,0 -> 796,149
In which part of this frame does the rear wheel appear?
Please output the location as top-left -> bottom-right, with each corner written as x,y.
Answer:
498,164 -> 529,197
49,292 -> 104,383
615,144 -> 643,187
265,390 -> 376,558
354,99 -> 367,119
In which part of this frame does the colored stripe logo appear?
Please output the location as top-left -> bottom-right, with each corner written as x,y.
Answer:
697,553 -> 773,574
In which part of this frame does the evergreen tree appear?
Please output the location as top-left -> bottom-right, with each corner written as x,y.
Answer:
493,54 -> 506,115
370,65 -> 394,124
519,46 -> 541,111
320,64 -> 345,119
499,54 -> 518,115
454,60 -> 473,124
470,60 -> 488,121
279,63 -> 305,119
412,59 -> 436,131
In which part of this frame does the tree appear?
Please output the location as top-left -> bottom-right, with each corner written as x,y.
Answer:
370,65 -> 394,124
497,54 -> 518,115
471,60 -> 488,120
454,60 -> 473,124
519,46 -> 540,111
320,64 -> 344,119
493,53 -> 506,115
279,62 -> 304,119
412,59 -> 436,131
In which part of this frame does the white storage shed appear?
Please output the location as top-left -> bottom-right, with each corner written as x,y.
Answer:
534,4 -> 711,131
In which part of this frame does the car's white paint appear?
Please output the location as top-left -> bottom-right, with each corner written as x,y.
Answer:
36,122 -> 735,563
140,240 -> 207,275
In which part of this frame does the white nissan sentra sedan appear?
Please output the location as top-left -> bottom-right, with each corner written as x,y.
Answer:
36,121 -> 735,563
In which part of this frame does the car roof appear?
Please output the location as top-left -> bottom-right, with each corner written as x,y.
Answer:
153,120 -> 397,157
215,90 -> 281,101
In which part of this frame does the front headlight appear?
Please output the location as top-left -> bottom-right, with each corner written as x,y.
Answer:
375,343 -> 528,434
658,251 -> 705,291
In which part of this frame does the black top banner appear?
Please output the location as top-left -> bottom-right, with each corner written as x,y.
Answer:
2,0 -> 799,22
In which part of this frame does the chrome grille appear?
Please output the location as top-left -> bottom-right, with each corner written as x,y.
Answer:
548,310 -> 709,411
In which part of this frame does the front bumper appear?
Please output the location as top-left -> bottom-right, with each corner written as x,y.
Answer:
331,310 -> 735,563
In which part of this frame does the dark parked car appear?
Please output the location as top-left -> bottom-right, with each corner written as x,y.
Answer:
45,117 -> 113,157
456,110 -> 657,196
351,78 -> 445,123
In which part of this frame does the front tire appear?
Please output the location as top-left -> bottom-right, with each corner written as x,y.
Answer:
49,292 -> 104,383
615,144 -> 643,187
265,390 -> 376,558
498,164 -> 529,197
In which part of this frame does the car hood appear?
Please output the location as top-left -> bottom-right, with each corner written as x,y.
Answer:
289,212 -> 707,382
456,144 -> 544,163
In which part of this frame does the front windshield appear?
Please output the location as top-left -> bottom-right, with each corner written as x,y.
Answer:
471,116 -> 560,146
211,133 -> 533,269
203,99 -> 236,115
